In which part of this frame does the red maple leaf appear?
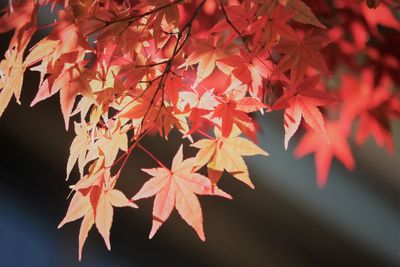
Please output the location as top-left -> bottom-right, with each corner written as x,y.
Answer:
294,120 -> 355,187
340,70 -> 400,152
272,74 -> 339,149
212,85 -> 266,139
251,4 -> 297,51
273,30 -> 330,84
210,1 -> 258,39
218,50 -> 272,97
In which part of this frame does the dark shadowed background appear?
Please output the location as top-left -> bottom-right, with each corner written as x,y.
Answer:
0,2 -> 399,267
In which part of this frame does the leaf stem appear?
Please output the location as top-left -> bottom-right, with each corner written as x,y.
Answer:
138,143 -> 168,169
197,129 -> 215,140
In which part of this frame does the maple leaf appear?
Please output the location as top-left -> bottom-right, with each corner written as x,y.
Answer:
22,9 -> 90,129
178,89 -> 218,134
119,87 -> 186,139
132,145 -> 230,240
0,49 -> 24,117
0,0 -> 37,117
361,2 -> 400,37
90,62 -> 122,94
155,105 -> 189,138
272,75 -> 339,149
191,127 -> 268,189
282,0 -> 326,29
58,166 -> 137,260
340,71 -> 400,153
251,4 -> 298,51
185,107 -> 212,135
218,50 -> 272,97
164,72 -> 187,106
95,122 -> 129,167
66,122 -> 92,179
118,83 -> 162,129
30,56 -> 91,130
178,86 -> 219,111
273,30 -> 330,85
212,85 -> 266,139
210,1 -> 258,38
294,120 -> 355,187
137,0 -> 181,38
0,1 -> 36,34
24,9 -> 88,72
185,34 -> 237,83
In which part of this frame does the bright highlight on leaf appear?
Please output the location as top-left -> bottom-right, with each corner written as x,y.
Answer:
192,127 -> 268,189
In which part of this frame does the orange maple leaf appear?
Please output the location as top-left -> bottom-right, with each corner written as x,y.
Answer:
0,0 -> 37,116
185,34 -> 236,83
132,145 -> 230,240
0,49 -> 24,116
58,165 -> 137,260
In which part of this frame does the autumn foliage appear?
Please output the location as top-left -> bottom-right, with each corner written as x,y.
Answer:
0,0 -> 399,260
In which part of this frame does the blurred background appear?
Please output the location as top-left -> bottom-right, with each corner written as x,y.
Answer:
0,1 -> 400,267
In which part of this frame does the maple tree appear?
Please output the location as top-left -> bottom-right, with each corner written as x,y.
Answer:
0,0 -> 399,260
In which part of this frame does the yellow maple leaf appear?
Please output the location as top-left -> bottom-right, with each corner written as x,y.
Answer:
191,127 -> 268,189
0,49 -> 24,117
